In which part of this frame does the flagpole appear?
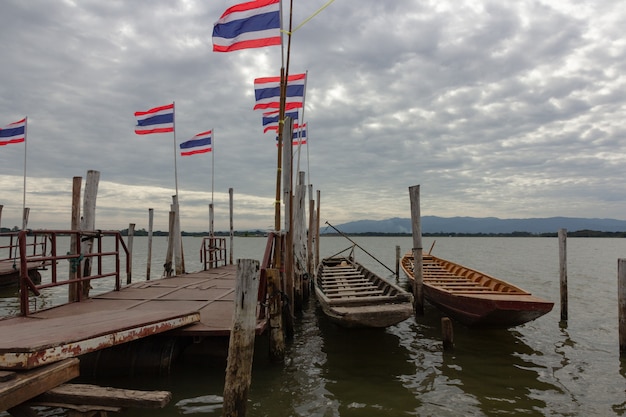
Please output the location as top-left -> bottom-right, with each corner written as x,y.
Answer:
22,116 -> 28,230
274,0 -> 294,234
211,128 -> 215,207
172,101 -> 179,197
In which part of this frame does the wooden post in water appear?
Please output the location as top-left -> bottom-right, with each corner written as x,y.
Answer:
619,259 -> 626,355
21,208 -> 29,230
409,185 -> 424,316
223,259 -> 260,417
147,208 -> 154,280
229,188 -> 234,265
267,268 -> 285,362
305,184 -> 314,298
283,120 -> 295,323
209,203 -> 214,236
81,170 -> 99,299
68,177 -> 82,302
558,228 -> 568,322
395,245 -> 401,282
164,211 -> 175,277
442,317 -> 454,351
127,223 -> 135,284
171,195 -> 184,275
0,204 -> 3,230
315,190 -> 320,270
307,185 -> 314,279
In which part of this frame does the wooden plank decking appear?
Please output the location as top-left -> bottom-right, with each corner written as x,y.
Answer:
0,264 -> 266,371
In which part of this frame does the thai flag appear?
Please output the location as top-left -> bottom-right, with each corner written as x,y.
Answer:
276,124 -> 307,146
254,73 -> 306,111
292,124 -> 307,145
212,0 -> 281,53
0,118 -> 26,146
134,103 -> 174,135
180,130 -> 212,156
262,109 -> 299,133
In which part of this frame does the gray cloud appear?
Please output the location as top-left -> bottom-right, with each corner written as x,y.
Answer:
1,0 -> 625,232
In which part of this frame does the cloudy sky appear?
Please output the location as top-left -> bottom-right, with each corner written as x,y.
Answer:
0,0 -> 625,232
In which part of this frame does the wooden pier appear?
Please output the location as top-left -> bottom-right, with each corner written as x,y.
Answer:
0,263 -> 269,414
0,264 -> 267,370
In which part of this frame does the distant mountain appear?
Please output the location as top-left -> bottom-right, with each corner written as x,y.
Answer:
324,216 -> 626,234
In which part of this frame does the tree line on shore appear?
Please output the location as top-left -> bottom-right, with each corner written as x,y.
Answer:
2,227 -> 625,238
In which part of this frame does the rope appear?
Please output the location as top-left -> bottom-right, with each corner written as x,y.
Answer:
67,252 -> 84,273
292,0 -> 336,33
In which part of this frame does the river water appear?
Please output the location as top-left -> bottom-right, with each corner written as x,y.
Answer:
2,235 -> 626,416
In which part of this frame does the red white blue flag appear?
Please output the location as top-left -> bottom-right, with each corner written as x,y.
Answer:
0,118 -> 26,146
254,73 -> 306,111
292,124 -> 307,145
134,103 -> 174,135
262,109 -> 299,133
276,124 -> 307,146
180,130 -> 212,156
212,0 -> 281,53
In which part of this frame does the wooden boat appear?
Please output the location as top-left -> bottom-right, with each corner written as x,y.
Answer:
401,252 -> 553,328
315,255 -> 414,328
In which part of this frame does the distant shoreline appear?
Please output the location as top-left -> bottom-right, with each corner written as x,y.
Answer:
2,229 -> 624,238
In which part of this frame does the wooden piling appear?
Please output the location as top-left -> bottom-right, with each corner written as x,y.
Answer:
409,185 -> 424,316
229,188 -> 234,265
223,259 -> 260,417
442,317 -> 454,351
0,204 -> 3,230
307,185 -> 314,280
209,203 -> 214,236
127,223 -> 135,284
171,196 -> 184,275
395,245 -> 400,282
558,228 -> 568,322
617,258 -> 626,357
164,211 -> 175,277
147,208 -> 154,280
21,208 -> 29,231
80,170 -> 99,298
267,268 -> 285,362
68,177 -> 82,302
315,190 -> 320,269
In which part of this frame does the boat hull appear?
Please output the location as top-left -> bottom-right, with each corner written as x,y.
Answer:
401,253 -> 553,328
316,257 -> 413,328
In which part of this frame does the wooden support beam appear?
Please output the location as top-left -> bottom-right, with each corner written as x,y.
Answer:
31,383 -> 171,409
0,358 -> 79,412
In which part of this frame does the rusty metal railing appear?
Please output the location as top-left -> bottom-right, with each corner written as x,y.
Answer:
13,230 -> 129,316
200,236 -> 227,270
0,231 -> 49,265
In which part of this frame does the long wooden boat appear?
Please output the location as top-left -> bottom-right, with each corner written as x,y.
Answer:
315,256 -> 414,328
401,252 -> 553,328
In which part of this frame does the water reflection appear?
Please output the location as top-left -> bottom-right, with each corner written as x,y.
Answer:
316,304 -> 421,416
439,326 -> 561,416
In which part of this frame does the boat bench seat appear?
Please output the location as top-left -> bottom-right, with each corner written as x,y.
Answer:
322,272 -> 364,278
325,285 -> 381,293
322,282 -> 373,289
327,289 -> 385,297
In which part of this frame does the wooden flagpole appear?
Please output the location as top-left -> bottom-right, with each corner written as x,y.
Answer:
273,0 -> 295,266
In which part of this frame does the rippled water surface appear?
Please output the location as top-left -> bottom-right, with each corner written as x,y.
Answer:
2,236 -> 626,416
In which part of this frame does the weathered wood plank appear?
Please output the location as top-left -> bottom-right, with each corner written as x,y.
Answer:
33,383 -> 171,409
0,371 -> 15,382
0,358 -> 79,412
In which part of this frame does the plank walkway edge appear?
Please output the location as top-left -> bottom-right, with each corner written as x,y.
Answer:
0,311 -> 201,370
